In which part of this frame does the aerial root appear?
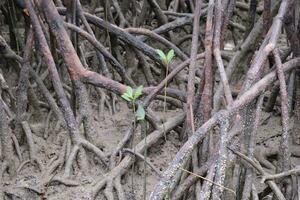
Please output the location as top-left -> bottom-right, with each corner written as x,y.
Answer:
91,176 -> 126,200
63,137 -> 108,177
11,134 -> 22,161
254,144 -> 300,171
63,144 -> 80,177
114,175 -> 126,200
43,110 -> 53,139
0,161 -> 8,178
97,88 -> 113,118
104,180 -> 114,200
17,159 -> 43,174
21,121 -> 44,172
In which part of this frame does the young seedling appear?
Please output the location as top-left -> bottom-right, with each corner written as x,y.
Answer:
156,49 -> 175,67
156,49 -> 175,139
121,85 -> 145,121
121,85 -> 145,197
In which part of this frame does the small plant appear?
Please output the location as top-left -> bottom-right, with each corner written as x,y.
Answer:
121,85 -> 145,198
156,49 -> 175,141
121,85 -> 145,121
156,49 -> 175,66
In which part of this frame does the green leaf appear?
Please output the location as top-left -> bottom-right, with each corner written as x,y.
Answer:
121,93 -> 132,102
136,104 -> 145,121
126,86 -> 133,98
156,49 -> 166,62
121,86 -> 133,101
134,85 -> 143,100
166,49 -> 175,64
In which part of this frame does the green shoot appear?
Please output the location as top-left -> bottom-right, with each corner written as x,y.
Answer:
156,49 -> 175,141
121,85 -> 145,197
121,86 -> 133,102
156,49 -> 175,66
156,49 -> 167,65
166,49 -> 175,64
121,85 -> 145,121
134,85 -> 143,100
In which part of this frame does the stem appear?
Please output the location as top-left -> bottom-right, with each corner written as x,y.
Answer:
163,62 -> 169,141
143,121 -> 147,200
167,187 -> 171,199
131,99 -> 136,197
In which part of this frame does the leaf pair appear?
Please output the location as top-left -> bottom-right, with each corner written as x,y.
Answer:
121,85 -> 145,121
121,85 -> 143,102
156,49 -> 175,66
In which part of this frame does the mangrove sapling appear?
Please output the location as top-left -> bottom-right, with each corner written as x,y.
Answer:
121,85 -> 145,197
156,49 -> 175,199
121,85 -> 150,199
156,49 -> 175,141
121,85 -> 145,121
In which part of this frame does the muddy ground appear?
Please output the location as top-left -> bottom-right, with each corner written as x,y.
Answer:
1,97 -> 294,200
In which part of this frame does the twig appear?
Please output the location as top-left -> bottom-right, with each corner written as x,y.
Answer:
229,148 -> 286,200
179,167 -> 236,195
122,148 -> 162,178
261,166 -> 300,182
